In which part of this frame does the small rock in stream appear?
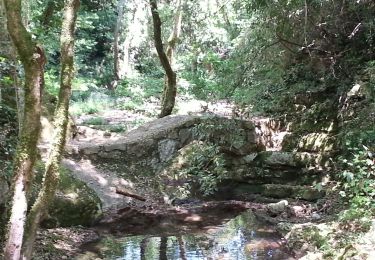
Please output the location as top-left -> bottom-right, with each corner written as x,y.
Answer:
266,200 -> 288,216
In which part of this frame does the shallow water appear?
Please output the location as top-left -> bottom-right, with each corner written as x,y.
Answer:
78,210 -> 292,260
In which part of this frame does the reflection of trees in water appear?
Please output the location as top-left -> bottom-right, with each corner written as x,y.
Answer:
177,236 -> 187,260
140,237 -> 149,260
139,236 -> 187,260
159,237 -> 168,260
84,211 -> 287,259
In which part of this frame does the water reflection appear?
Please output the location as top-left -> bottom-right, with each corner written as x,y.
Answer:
79,210 -> 292,260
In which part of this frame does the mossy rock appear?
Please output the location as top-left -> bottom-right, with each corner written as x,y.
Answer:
31,164 -> 102,228
262,184 -> 294,198
226,166 -> 302,185
294,152 -> 333,169
261,184 -> 324,201
284,223 -> 333,256
232,183 -> 265,196
281,133 -> 300,152
45,168 -> 102,227
297,133 -> 336,152
256,151 -> 304,168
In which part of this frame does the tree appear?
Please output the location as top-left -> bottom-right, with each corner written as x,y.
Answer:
3,0 -> 80,258
113,0 -> 127,86
3,0 -> 46,257
166,0 -> 183,65
22,0 -> 80,258
150,0 -> 183,118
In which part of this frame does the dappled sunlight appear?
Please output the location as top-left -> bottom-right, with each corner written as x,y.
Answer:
183,213 -> 202,222
62,158 -> 134,210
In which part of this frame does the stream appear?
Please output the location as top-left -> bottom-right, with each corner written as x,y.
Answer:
77,210 -> 293,260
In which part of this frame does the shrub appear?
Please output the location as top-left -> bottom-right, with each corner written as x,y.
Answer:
338,132 -> 375,221
82,117 -> 107,125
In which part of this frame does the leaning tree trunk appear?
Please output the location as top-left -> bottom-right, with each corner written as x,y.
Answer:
3,0 -> 46,258
22,0 -> 80,258
150,0 -> 177,118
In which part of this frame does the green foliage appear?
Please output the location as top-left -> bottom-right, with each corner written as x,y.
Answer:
82,117 -> 107,125
70,91 -> 112,115
363,61 -> 375,100
192,117 -> 247,149
338,140 -> 375,220
115,76 -> 163,100
178,142 -> 228,197
0,105 -> 18,182
44,69 -> 60,97
183,70 -> 225,100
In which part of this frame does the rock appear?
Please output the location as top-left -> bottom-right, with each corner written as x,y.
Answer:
294,152 -> 333,169
276,222 -> 293,236
242,153 -> 257,163
261,184 -> 324,201
347,83 -> 362,97
298,133 -> 336,152
311,212 -> 321,220
258,151 -> 299,167
262,184 -> 294,198
288,205 -> 305,217
284,223 -> 332,258
298,187 -> 325,201
158,139 -> 179,162
227,166 -> 305,185
245,239 -> 282,251
34,167 -> 102,228
266,200 -> 288,215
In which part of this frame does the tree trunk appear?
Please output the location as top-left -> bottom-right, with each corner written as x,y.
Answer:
3,0 -> 46,258
166,0 -> 183,65
113,0 -> 126,84
41,0 -> 56,28
22,0 -> 80,258
150,0 -> 177,118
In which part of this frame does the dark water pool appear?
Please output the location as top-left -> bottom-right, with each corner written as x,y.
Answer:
77,210 -> 293,260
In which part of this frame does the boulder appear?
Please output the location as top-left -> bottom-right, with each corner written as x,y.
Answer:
31,166 -> 102,228
266,200 -> 288,215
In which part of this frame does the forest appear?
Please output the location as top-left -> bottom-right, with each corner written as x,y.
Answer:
0,0 -> 374,259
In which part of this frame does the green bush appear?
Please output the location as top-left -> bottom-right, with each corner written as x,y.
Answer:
178,142 -> 228,196
82,117 -> 107,125
338,142 -> 375,220
114,76 -> 163,100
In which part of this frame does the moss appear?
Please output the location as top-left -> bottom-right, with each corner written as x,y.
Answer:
261,184 -> 324,201
31,165 -> 101,228
262,184 -> 294,198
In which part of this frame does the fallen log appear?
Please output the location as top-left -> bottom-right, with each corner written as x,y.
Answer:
116,187 -> 147,201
